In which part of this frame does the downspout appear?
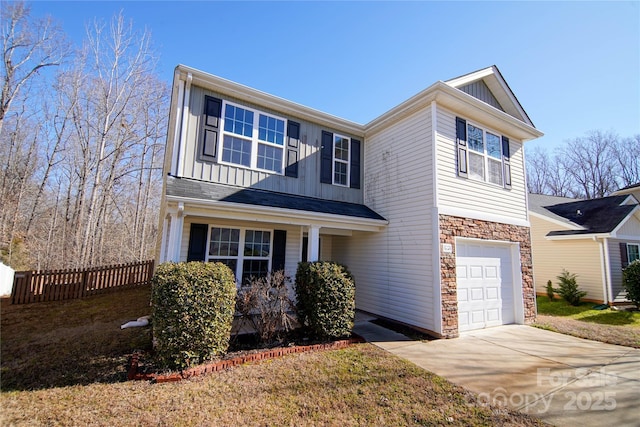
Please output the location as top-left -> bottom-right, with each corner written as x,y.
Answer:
176,73 -> 193,177
596,237 -> 609,305
602,237 -> 614,304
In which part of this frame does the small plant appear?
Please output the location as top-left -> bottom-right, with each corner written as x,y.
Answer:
295,261 -> 355,339
234,270 -> 296,344
546,280 -> 555,301
554,269 -> 586,306
623,260 -> 640,309
151,262 -> 237,370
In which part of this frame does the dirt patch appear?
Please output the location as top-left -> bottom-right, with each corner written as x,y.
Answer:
535,314 -> 640,348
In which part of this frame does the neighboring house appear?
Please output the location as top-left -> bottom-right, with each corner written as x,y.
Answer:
157,65 -> 543,338
528,193 -> 640,304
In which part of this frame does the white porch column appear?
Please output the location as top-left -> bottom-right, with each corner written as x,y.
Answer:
308,225 -> 321,262
167,203 -> 185,262
159,217 -> 169,263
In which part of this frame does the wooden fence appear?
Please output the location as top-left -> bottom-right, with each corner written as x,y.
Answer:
10,260 -> 154,304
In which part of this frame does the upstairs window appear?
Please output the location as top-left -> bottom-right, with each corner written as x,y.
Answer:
219,102 -> 286,174
456,117 -> 511,189
629,243 -> 640,264
333,134 -> 350,186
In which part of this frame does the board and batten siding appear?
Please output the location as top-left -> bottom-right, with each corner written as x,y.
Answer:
334,105 -> 438,332
178,85 -> 363,204
529,215 -> 605,302
435,106 -> 528,224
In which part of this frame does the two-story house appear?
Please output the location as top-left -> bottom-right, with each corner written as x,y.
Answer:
157,65 -> 543,338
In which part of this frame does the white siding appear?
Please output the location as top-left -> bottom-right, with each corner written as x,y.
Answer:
608,238 -> 640,302
530,216 -> 605,302
435,106 -> 528,224
333,105 -> 437,331
616,214 -> 640,237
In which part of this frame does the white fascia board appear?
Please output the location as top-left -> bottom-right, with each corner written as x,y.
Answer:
365,82 -> 543,142
610,204 -> 640,237
165,195 -> 388,232
528,211 -> 583,230
545,233 -> 611,241
444,66 -> 495,87
439,205 -> 530,227
175,65 -> 365,138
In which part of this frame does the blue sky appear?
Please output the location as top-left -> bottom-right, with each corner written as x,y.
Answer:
28,1 -> 640,151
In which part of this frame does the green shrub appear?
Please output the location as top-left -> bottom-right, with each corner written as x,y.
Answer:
295,261 -> 355,339
623,260 -> 640,309
151,262 -> 237,370
546,280 -> 555,301
554,269 -> 586,306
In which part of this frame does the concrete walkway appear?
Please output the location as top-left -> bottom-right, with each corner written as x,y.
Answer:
353,318 -> 640,427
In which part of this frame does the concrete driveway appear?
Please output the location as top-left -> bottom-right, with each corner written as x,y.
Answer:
353,320 -> 640,427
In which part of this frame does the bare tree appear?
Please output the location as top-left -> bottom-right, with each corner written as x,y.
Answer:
0,1 -> 68,135
556,130 -> 620,199
612,134 -> 640,187
526,145 -> 551,194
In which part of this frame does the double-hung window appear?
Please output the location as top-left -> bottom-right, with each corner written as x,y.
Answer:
220,102 -> 286,174
207,226 -> 272,284
333,134 -> 350,186
628,243 -> 640,263
456,117 -> 511,189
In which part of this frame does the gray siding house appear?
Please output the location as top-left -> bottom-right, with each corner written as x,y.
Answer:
157,65 -> 543,338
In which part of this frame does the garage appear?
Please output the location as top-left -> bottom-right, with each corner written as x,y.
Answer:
456,239 -> 521,332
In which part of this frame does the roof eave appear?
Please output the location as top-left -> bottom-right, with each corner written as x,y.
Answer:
166,195 -> 388,232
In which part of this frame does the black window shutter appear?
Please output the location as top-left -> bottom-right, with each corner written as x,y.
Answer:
502,136 -> 512,189
187,223 -> 208,262
320,130 -> 333,184
455,117 -> 468,178
350,138 -> 361,189
272,230 -> 287,271
201,96 -> 222,159
620,243 -> 629,269
285,121 -> 300,177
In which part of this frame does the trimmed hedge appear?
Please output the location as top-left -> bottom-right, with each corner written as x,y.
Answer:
295,261 -> 355,339
151,262 -> 237,370
623,260 -> 640,308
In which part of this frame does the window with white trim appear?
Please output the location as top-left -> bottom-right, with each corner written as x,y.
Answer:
333,134 -> 350,186
628,243 -> 640,263
467,123 -> 504,186
207,226 -> 272,284
219,101 -> 286,174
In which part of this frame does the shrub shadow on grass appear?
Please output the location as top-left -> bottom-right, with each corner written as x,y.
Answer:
578,311 -> 637,326
1,286 -> 153,392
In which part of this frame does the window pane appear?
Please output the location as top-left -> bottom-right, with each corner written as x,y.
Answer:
334,136 -> 349,161
224,104 -> 253,137
222,135 -> 252,167
242,260 -> 269,284
209,259 -> 237,276
468,125 -> 484,153
486,133 -> 501,159
488,158 -> 503,186
244,230 -> 271,257
468,152 -> 485,181
257,144 -> 283,173
209,227 -> 240,256
629,244 -> 640,262
334,161 -> 348,186
258,114 -> 285,145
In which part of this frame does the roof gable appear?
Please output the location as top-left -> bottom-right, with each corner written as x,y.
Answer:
445,65 -> 534,127
541,195 -> 638,236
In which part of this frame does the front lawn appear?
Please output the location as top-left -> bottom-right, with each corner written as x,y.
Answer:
535,296 -> 640,348
1,286 -> 544,426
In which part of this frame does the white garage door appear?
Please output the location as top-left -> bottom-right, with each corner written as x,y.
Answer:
456,241 -> 516,332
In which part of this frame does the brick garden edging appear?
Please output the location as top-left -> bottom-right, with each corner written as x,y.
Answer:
128,335 -> 366,383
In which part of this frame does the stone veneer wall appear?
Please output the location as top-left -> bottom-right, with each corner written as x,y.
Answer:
439,214 -> 536,338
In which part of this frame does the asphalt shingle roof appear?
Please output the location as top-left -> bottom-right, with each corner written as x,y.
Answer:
166,176 -> 386,221
530,194 -> 636,236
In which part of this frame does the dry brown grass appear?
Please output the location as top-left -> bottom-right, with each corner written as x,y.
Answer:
1,286 -> 546,426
